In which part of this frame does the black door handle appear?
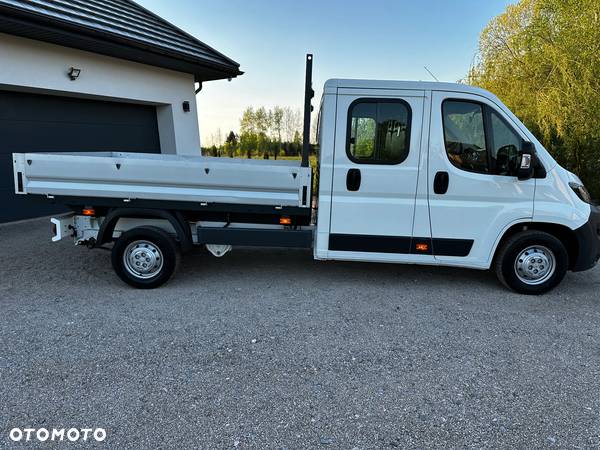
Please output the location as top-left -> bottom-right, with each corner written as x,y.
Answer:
346,169 -> 361,191
434,171 -> 449,195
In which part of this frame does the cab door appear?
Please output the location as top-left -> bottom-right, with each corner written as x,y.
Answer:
328,89 -> 427,261
427,91 -> 535,267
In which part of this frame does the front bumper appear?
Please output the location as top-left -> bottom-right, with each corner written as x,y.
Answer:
572,204 -> 600,272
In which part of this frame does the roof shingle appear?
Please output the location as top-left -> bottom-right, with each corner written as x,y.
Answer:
0,0 -> 242,82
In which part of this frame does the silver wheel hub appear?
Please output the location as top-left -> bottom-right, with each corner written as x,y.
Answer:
123,240 -> 163,279
514,245 -> 555,285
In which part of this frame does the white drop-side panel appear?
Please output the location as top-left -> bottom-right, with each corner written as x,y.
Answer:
14,152 -> 312,207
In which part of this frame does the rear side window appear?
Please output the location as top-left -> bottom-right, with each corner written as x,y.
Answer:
347,99 -> 411,164
442,100 -> 523,175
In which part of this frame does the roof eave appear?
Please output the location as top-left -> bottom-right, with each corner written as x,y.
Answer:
0,5 -> 242,83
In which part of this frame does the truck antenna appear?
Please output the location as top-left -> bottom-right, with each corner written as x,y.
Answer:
424,66 -> 439,82
301,54 -> 314,168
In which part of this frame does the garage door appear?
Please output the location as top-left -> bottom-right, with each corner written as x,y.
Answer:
0,91 -> 161,223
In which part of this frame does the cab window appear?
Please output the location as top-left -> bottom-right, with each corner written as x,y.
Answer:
490,110 -> 522,176
442,100 -> 522,176
442,101 -> 488,173
347,99 -> 411,164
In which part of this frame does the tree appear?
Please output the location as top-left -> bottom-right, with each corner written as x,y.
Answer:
270,106 -> 284,159
224,131 -> 238,158
254,107 -> 270,158
293,130 -> 302,146
225,131 -> 238,146
254,107 -> 269,135
240,131 -> 256,159
469,0 -> 600,198
240,107 -> 257,136
283,106 -> 303,143
236,105 -> 307,160
240,107 -> 258,158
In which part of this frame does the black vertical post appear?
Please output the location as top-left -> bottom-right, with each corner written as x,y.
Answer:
302,54 -> 314,168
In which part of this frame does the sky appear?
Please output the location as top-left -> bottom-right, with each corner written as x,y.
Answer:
136,0 -> 516,146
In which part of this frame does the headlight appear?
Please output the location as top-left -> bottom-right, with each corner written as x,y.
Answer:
569,182 -> 593,204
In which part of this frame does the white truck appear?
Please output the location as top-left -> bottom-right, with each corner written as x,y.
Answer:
12,55 -> 600,294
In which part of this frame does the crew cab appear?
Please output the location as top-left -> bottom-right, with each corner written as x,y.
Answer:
12,55 -> 600,294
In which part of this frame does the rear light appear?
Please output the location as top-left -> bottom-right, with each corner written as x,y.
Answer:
280,216 -> 292,225
82,207 -> 96,216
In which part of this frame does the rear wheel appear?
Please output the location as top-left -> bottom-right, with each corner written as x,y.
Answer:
494,230 -> 568,295
111,226 -> 179,289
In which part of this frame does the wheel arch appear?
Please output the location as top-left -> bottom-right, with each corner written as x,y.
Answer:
492,221 -> 579,270
95,208 -> 193,253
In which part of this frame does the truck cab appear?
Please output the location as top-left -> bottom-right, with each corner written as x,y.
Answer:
314,79 -> 600,293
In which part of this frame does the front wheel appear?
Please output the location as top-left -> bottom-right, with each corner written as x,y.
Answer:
111,226 -> 179,289
494,230 -> 568,295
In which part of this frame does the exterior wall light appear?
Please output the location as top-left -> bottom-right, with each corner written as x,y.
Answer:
68,67 -> 81,81
182,101 -> 190,113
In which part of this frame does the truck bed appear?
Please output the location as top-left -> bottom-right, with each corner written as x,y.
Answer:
13,152 -> 312,208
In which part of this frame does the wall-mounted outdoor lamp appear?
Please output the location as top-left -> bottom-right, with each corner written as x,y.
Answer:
182,101 -> 190,113
68,67 -> 81,81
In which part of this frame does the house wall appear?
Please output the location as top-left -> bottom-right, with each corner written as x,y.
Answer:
0,33 -> 201,155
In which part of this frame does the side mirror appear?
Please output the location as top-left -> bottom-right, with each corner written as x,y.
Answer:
517,141 -> 535,181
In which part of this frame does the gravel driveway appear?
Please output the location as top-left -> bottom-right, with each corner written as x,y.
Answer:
1,218 -> 600,449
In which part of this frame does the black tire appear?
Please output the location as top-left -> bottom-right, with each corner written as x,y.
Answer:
111,226 -> 179,289
494,230 -> 568,295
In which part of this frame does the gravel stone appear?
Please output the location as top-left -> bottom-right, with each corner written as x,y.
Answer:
1,218 -> 600,448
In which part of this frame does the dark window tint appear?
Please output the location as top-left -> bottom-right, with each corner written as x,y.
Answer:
442,101 -> 488,173
348,100 -> 411,164
490,110 -> 522,176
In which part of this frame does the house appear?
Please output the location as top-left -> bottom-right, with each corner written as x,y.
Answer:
0,0 -> 242,223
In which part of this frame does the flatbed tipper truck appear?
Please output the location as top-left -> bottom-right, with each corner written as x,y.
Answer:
12,55 -> 600,294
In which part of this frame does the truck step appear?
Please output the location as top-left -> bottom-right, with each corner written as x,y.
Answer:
197,227 -> 313,249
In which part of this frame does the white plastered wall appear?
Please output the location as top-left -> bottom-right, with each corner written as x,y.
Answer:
0,32 -> 201,155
